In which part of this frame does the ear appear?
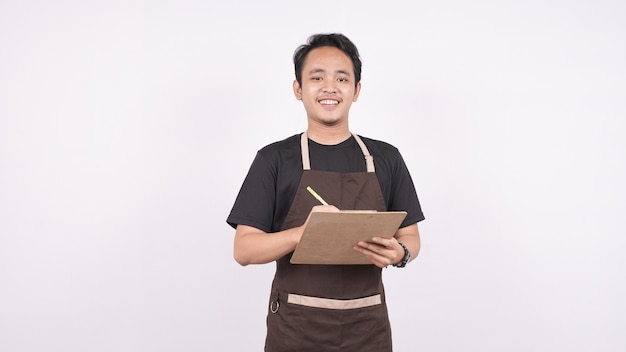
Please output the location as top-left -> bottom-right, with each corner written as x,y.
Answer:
353,82 -> 362,102
293,80 -> 302,100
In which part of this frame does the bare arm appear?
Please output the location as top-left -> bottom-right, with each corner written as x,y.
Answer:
354,223 -> 421,268
233,205 -> 340,266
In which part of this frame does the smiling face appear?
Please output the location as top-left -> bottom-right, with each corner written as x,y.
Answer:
293,46 -> 361,129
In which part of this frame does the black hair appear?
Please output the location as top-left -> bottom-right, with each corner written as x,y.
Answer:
293,33 -> 362,88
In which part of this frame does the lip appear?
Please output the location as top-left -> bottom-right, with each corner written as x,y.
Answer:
317,99 -> 340,111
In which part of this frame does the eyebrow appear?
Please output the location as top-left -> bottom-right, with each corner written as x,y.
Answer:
308,68 -> 352,76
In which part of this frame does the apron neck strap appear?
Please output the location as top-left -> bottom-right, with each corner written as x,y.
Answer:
300,132 -> 375,173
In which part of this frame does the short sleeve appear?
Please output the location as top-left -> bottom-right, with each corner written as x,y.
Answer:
389,151 -> 425,227
226,151 -> 277,232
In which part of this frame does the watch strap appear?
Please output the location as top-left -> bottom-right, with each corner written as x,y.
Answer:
392,242 -> 410,268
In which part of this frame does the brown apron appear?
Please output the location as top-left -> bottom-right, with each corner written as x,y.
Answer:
265,132 -> 393,352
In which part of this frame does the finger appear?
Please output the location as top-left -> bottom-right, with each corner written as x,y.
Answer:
369,236 -> 397,249
353,246 -> 383,266
354,244 -> 394,267
356,241 -> 385,252
311,204 -> 340,212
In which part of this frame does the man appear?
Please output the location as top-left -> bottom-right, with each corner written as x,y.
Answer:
227,33 -> 425,351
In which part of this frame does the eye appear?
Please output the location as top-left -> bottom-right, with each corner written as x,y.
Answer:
311,76 -> 323,81
338,77 -> 348,83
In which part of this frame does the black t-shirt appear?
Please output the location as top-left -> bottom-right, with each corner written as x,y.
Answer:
227,134 -> 425,233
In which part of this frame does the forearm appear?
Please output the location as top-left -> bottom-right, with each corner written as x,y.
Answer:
234,205 -> 340,266
233,224 -> 304,266
394,223 -> 421,264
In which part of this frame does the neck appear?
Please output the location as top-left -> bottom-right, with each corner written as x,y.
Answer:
306,125 -> 351,145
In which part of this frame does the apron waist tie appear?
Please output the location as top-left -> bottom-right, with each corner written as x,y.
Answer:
287,293 -> 381,310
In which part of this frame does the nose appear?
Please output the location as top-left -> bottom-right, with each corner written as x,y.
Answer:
322,84 -> 337,93
322,79 -> 338,93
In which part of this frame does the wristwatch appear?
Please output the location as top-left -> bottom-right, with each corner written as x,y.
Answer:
392,242 -> 411,268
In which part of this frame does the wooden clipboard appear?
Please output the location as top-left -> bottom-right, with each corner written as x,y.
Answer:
290,211 -> 407,265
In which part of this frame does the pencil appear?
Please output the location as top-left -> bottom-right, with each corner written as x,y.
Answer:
306,186 -> 328,205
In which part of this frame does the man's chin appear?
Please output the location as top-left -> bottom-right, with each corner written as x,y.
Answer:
313,116 -> 346,126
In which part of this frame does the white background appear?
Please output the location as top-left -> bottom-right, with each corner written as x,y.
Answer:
1,1 -> 625,351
